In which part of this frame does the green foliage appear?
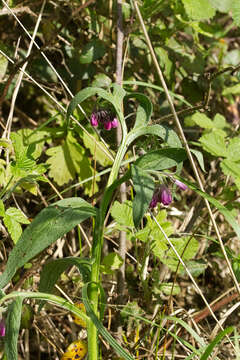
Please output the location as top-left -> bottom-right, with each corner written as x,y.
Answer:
5,297 -> 23,360
0,198 -> 96,289
101,252 -> 123,274
181,0 -> 216,21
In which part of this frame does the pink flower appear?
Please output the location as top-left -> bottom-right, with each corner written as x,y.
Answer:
149,185 -> 172,208
111,117 -> 118,128
103,121 -> 112,130
90,109 -> 118,130
0,318 -> 5,337
175,180 -> 188,191
159,185 -> 172,205
90,112 -> 99,127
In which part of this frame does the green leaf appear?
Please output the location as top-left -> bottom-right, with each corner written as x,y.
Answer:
222,83 -> 240,96
3,215 -> 22,244
209,0 -> 232,12
181,0 -> 216,20
221,159 -> 240,180
3,208 -> 30,244
135,148 -> 186,171
46,133 -> 96,191
161,236 -> 199,272
5,297 -> 23,360
39,257 -> 92,307
190,148 -> 205,172
82,130 -> 113,167
111,200 -> 134,228
0,198 -> 96,289
212,113 -> 229,129
231,0 -> 240,27
5,207 -> 30,224
0,199 -> 5,216
124,93 -> 152,128
226,137 -> 240,161
200,326 -> 234,360
199,132 -> 227,157
185,260 -> 207,277
131,165 -> 155,228
191,112 -> 214,129
101,252 -> 123,272
80,39 -> 106,64
136,211 -> 173,258
157,282 -> 180,296
92,73 -> 112,88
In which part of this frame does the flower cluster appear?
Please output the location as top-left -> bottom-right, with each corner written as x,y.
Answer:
90,109 -> 118,130
149,180 -> 187,209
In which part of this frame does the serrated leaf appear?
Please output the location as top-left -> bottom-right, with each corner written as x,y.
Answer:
46,145 -> 73,185
232,0 -> 240,27
131,165 -> 155,228
191,112 -> 213,129
80,39 -> 106,64
5,207 -> 30,224
92,73 -> 112,88
181,0 -> 216,20
3,215 -> 22,244
161,236 -> 199,272
135,148 -> 186,170
226,137 -> 240,161
102,252 -> 123,270
136,211 -> 173,258
221,159 -> 240,180
5,297 -> 23,360
46,133 -> 96,190
82,130 -> 113,167
185,260 -> 207,276
199,132 -> 227,157
0,198 -> 96,289
111,200 -> 134,228
212,113 -> 229,129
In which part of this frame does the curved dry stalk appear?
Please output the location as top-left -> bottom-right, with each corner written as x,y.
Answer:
133,0 -> 240,297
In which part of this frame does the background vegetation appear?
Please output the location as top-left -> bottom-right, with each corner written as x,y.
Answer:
0,0 -> 240,359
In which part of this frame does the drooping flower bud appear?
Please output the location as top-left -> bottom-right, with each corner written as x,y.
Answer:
103,120 -> 112,130
111,117 -> 118,128
175,179 -> 188,191
159,185 -> 172,205
90,112 -> 99,127
149,193 -> 159,209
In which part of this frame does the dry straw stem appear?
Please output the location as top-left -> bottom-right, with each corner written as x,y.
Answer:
133,0 -> 240,297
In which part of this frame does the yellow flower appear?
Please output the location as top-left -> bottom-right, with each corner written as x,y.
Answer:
61,340 -> 87,360
72,303 -> 87,328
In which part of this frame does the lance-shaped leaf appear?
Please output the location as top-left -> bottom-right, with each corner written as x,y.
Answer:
135,148 -> 186,171
131,165 -> 155,228
0,198 -> 96,289
39,257 -> 92,295
124,92 -> 153,128
5,297 -> 23,360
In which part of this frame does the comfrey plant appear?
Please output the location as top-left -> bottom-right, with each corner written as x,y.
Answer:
0,84 -> 189,360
